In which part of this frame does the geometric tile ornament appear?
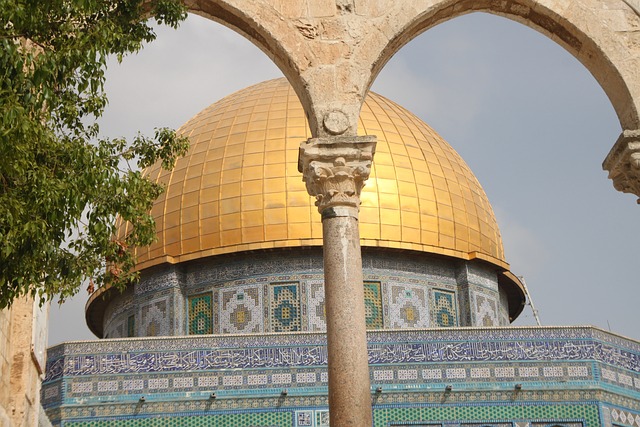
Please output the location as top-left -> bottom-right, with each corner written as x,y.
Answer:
433,290 -> 457,327
472,291 -> 499,327
188,293 -> 213,335
270,283 -> 301,332
389,284 -> 429,328
220,286 -> 262,334
364,282 -> 383,329
307,281 -> 326,331
140,298 -> 170,337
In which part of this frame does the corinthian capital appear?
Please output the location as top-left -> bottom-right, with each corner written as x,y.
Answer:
298,135 -> 376,218
603,130 -> 640,203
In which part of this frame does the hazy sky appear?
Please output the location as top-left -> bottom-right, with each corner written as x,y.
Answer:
49,11 -> 638,345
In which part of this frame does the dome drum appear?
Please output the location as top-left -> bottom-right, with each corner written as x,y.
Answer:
89,247 -> 519,339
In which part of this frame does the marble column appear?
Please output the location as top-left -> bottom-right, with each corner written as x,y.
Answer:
298,135 -> 376,426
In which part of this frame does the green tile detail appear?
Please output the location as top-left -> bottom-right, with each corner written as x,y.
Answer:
433,290 -> 456,327
270,283 -> 301,332
364,282 -> 383,329
373,403 -> 599,427
66,412 -> 292,427
188,293 -> 213,335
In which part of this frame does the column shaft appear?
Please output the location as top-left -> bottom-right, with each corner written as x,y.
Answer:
323,215 -> 372,426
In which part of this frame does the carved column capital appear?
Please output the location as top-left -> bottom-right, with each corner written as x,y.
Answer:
603,129 -> 640,203
298,135 -> 376,218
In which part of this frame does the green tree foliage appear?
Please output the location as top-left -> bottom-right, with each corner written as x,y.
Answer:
0,0 -> 190,308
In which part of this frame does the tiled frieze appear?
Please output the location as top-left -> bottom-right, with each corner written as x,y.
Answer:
45,398 -> 603,427
51,360 -> 608,406
603,405 -> 640,427
45,327 -> 640,382
44,327 -> 640,420
135,264 -> 183,296
600,364 -> 640,392
114,249 -> 510,338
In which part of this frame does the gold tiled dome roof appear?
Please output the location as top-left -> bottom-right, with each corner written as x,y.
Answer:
123,78 -> 508,270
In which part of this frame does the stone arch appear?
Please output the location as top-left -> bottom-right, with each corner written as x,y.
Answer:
177,0 -> 640,198
182,0 -> 322,132
366,0 -> 640,132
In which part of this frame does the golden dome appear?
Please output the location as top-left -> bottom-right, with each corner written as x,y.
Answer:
123,78 -> 507,270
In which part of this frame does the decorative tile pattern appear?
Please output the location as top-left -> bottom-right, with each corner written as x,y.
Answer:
270,283 -> 301,332
122,379 -> 143,391
543,366 -> 564,377
568,366 -> 589,377
423,369 -> 443,380
432,290 -> 456,327
57,411 -> 292,426
316,410 -> 330,427
470,368 -> 490,378
495,367 -> 515,378
188,293 -> 213,335
398,369 -> 418,380
519,367 -> 539,377
220,286 -> 263,333
364,282 -> 384,329
97,249 -> 518,338
307,281 -> 326,331
172,377 -> 194,388
374,370 -> 394,381
127,315 -> 135,338
140,298 -> 170,337
296,410 -> 313,426
389,284 -> 428,328
610,407 -> 640,427
472,291 -> 499,327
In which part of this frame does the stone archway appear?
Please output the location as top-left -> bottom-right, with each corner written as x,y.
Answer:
183,0 -> 640,199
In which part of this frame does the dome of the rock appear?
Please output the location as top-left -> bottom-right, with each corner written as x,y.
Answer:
86,78 -> 525,338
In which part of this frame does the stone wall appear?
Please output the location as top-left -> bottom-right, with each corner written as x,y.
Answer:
0,297 -> 50,427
